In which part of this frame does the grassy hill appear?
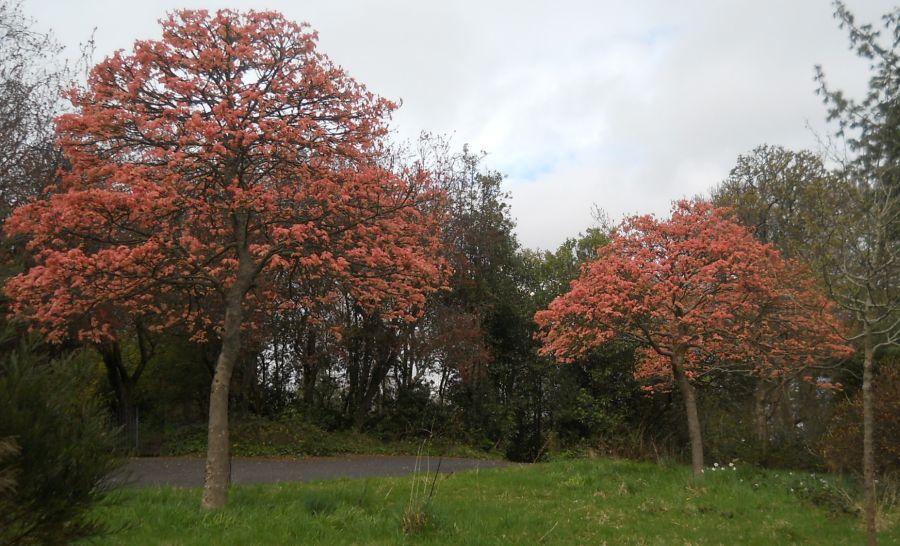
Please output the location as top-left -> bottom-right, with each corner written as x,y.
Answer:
90,458 -> 897,545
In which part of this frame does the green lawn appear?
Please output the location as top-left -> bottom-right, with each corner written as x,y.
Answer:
89,458 -> 897,545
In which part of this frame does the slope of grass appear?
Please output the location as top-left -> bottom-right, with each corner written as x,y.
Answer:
89,458 -> 898,545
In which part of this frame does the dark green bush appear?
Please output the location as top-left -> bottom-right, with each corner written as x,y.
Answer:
0,336 -> 121,545
373,383 -> 445,440
0,436 -> 17,502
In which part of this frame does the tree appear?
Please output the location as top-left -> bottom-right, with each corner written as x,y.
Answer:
712,145 -> 837,260
522,228 -> 640,456
711,145 -> 842,463
815,4 -> 900,543
0,0 -> 68,219
535,201 -> 852,477
4,9 -> 447,509
406,140 -> 523,449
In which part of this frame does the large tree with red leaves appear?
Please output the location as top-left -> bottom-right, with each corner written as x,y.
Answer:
535,201 -> 852,477
4,10 -> 447,509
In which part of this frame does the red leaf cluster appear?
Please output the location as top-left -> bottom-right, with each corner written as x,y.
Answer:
535,200 -> 853,390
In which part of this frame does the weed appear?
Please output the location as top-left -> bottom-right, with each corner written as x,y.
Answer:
789,474 -> 860,516
402,440 -> 443,535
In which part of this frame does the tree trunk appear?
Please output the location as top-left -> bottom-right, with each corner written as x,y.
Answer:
100,343 -> 133,428
301,329 -> 320,409
753,379 -> 769,463
776,381 -> 794,440
672,351 -> 704,478
534,373 -> 543,460
97,323 -> 154,432
863,330 -> 877,546
97,342 -> 131,427
437,366 -> 449,405
201,291 -> 245,510
352,348 -> 395,430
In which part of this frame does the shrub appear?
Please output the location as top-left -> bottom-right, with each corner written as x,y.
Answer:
0,335 -> 121,544
822,362 -> 900,475
0,436 -> 17,500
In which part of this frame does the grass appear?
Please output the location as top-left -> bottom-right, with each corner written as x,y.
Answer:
87,458 -> 899,545
145,416 -> 499,460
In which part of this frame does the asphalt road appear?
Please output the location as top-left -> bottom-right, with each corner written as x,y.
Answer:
113,455 -> 512,487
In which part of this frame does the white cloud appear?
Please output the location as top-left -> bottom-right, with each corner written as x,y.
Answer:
23,0 -> 897,249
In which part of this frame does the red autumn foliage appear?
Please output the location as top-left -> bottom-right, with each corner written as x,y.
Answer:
535,200 -> 852,476
4,9 -> 447,342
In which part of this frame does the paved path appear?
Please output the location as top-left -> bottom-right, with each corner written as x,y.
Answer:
114,455 -> 512,487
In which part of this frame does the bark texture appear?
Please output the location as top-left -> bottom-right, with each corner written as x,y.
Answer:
863,333 -> 877,546
200,293 -> 243,510
672,351 -> 704,478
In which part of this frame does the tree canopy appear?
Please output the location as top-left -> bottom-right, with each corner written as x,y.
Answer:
536,200 -> 852,476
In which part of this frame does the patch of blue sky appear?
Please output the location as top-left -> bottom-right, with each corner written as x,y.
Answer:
503,143 -> 647,186
636,25 -> 677,49
504,154 -> 571,183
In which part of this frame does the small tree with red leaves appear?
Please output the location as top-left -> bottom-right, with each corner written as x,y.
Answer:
4,9 -> 447,509
535,201 -> 852,477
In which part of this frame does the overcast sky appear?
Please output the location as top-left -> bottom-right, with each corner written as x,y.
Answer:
23,0 -> 897,250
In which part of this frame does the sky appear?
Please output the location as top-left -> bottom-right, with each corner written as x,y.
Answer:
22,0 -> 897,250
